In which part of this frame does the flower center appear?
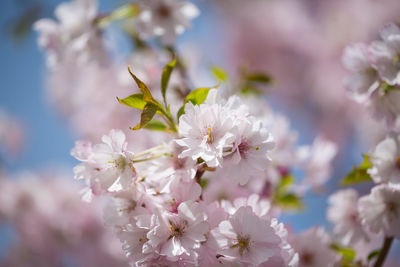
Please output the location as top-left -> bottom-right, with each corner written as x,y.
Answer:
157,4 -> 171,18
114,155 -> 127,171
387,202 -> 397,213
395,157 -> 400,170
237,140 -> 259,159
206,127 -> 214,144
231,235 -> 251,256
118,200 -> 137,213
169,220 -> 187,238
300,252 -> 314,264
171,154 -> 186,170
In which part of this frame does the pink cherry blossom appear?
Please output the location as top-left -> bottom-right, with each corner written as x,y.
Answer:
358,183 -> 400,238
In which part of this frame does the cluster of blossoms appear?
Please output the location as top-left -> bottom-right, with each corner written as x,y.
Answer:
25,0 -> 400,266
0,172 -> 127,267
343,23 -> 400,131
72,86 -> 336,266
308,23 -> 400,267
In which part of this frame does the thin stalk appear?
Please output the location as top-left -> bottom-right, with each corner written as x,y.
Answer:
373,236 -> 394,267
158,108 -> 177,133
195,168 -> 206,200
131,154 -> 165,163
133,145 -> 166,158
166,46 -> 192,97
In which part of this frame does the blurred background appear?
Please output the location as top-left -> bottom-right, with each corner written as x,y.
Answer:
0,0 -> 399,266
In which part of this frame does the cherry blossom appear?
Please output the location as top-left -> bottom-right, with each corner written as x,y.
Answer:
34,0 -> 105,68
136,0 -> 199,45
176,101 -> 236,167
327,189 -> 367,245
368,134 -> 400,184
291,227 -> 338,267
358,183 -> 400,238
146,201 -> 209,262
369,23 -> 400,86
211,206 -> 282,265
71,129 -> 136,197
342,43 -> 378,97
223,117 -> 275,185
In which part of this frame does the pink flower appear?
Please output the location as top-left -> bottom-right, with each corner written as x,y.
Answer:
136,0 -> 200,45
146,200 -> 209,261
72,129 -> 136,197
291,227 -> 338,267
368,134 -> 400,184
369,23 -> 400,85
34,0 -> 105,68
358,183 -> 400,238
211,206 -> 281,265
327,189 -> 368,245
176,101 -> 236,167
342,43 -> 378,96
223,118 -> 275,185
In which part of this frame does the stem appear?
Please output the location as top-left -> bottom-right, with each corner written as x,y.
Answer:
373,236 -> 394,267
133,145 -> 166,158
158,108 -> 178,133
166,46 -> 192,97
195,169 -> 205,201
131,154 -> 165,163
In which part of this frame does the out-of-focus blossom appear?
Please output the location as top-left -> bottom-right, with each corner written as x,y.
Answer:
368,134 -> 400,184
369,23 -> 400,86
342,43 -> 378,97
358,183 -> 400,238
34,0 -> 106,68
291,227 -> 338,267
0,173 -> 127,267
327,189 -> 367,245
297,136 -> 337,191
136,0 -> 199,45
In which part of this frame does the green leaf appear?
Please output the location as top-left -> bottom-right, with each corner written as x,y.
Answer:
341,154 -> 373,186
128,67 -> 157,104
331,244 -> 356,261
367,250 -> 380,261
161,58 -> 176,105
143,120 -> 168,131
177,105 -> 186,121
176,87 -> 213,121
200,178 -> 209,189
380,82 -> 399,93
97,3 -> 140,27
185,88 -> 212,105
276,175 -> 294,193
131,103 -> 158,130
240,86 -> 263,96
273,174 -> 303,211
211,65 -> 229,82
246,73 -> 272,84
274,193 -> 303,210
117,93 -> 146,109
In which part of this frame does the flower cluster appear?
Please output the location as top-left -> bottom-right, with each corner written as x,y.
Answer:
343,23 -> 400,131
31,0 -> 400,266
0,173 -> 127,267
314,22 -> 400,267
71,88 -> 315,266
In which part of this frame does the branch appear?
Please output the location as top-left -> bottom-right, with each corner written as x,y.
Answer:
373,236 -> 394,267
